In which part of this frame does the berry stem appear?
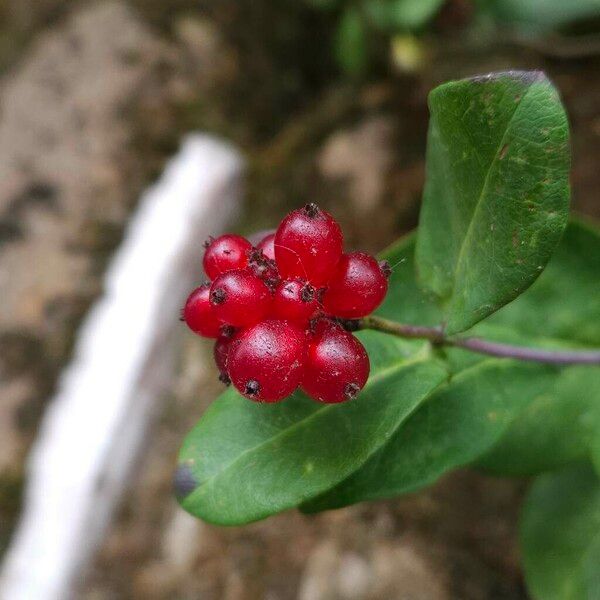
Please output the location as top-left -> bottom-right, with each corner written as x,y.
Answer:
358,315 -> 600,366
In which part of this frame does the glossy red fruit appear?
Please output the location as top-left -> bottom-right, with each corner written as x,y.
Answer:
256,233 -> 276,261
203,234 -> 252,280
182,284 -> 222,338
323,252 -> 389,319
302,320 -> 370,403
228,319 -> 307,402
274,203 -> 343,286
210,269 -> 272,327
272,279 -> 320,325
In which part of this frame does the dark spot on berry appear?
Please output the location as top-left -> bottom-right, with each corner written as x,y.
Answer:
301,283 -> 315,303
245,380 -> 260,397
303,202 -> 320,218
316,287 -> 327,304
173,463 -> 197,500
211,288 -> 226,305
219,372 -> 232,386
379,260 -> 392,279
203,236 -> 214,249
344,383 -> 360,400
220,325 -> 236,338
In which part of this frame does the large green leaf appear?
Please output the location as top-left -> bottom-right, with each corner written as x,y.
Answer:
521,463 -> 600,600
176,332 -> 447,525
477,366 -> 600,475
475,221 -> 600,474
415,71 -> 570,334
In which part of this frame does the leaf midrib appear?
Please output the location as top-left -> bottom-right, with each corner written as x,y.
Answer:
187,353 -> 438,499
448,82 -> 536,307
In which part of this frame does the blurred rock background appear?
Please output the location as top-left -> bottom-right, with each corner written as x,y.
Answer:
0,1 -> 599,598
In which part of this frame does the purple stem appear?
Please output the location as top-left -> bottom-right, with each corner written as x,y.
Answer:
359,316 -> 600,366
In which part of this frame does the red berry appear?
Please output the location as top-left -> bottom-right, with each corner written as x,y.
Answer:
203,234 -> 252,280
228,319 -> 307,402
210,269 -> 272,327
182,284 -> 222,338
256,233 -> 276,261
323,252 -> 389,319
274,203 -> 343,286
302,320 -> 370,403
272,279 -> 320,325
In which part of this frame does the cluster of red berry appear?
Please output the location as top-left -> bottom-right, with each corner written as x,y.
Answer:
182,203 -> 390,403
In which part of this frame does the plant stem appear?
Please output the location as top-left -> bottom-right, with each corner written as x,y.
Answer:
358,315 -> 600,366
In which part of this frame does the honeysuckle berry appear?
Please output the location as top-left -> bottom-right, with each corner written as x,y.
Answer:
182,284 -> 222,338
228,319 -> 307,402
272,279 -> 320,325
256,232 -> 276,262
209,269 -> 272,328
274,202 -> 343,286
203,234 -> 252,280
323,251 -> 389,319
302,319 -> 370,403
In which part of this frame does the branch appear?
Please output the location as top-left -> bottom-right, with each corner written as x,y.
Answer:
358,315 -> 600,366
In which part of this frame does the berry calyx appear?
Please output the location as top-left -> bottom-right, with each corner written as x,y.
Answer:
248,248 -> 280,290
203,234 -> 252,280
301,320 -> 370,403
182,284 -> 222,338
209,269 -> 272,327
228,319 -> 307,402
214,335 -> 236,384
323,252 -> 389,319
272,279 -> 320,325
274,203 -> 343,286
256,233 -> 276,261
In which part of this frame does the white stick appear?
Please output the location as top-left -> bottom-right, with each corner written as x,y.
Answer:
0,135 -> 244,600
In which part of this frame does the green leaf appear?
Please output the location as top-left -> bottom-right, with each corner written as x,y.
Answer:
176,333 -> 447,525
477,366 -> 600,475
482,0 -> 600,31
475,221 -> 600,474
335,8 -> 369,76
415,71 -> 570,334
302,360 -> 559,513
520,463 -> 600,600
365,0 -> 444,30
